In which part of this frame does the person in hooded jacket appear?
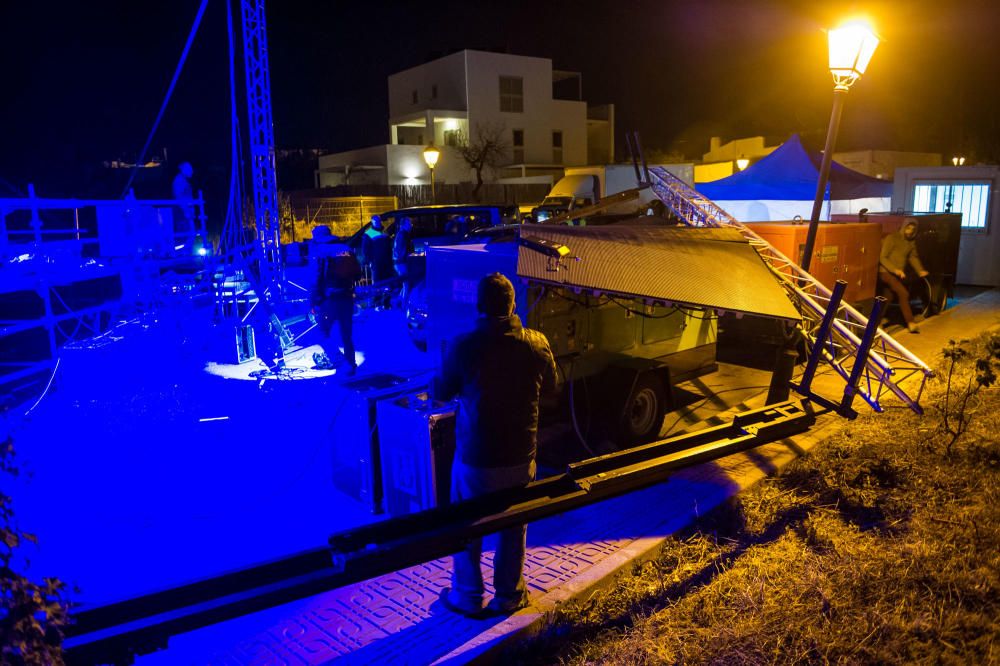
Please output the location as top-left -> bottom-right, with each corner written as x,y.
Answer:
434,272 -> 558,618
879,219 -> 929,333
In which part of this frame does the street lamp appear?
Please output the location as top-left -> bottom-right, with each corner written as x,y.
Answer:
802,21 -> 880,273
736,156 -> 750,171
423,144 -> 441,203
952,156 -> 966,166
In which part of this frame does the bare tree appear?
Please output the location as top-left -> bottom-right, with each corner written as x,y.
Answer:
456,122 -> 509,201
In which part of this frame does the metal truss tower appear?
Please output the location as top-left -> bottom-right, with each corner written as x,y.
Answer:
239,0 -> 281,286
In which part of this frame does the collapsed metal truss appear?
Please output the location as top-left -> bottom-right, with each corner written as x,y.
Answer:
649,167 -> 932,414
64,399 -> 814,664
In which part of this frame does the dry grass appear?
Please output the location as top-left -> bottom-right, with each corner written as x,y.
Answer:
508,333 -> 1000,665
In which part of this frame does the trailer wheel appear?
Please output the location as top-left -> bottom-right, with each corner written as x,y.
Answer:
617,372 -> 667,445
924,276 -> 948,316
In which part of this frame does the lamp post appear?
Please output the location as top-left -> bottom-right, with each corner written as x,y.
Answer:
423,144 -> 441,203
801,21 -> 879,273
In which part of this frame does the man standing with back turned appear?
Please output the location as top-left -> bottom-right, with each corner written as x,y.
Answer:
435,272 -> 558,618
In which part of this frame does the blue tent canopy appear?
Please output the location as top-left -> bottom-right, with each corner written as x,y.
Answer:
696,134 -> 892,201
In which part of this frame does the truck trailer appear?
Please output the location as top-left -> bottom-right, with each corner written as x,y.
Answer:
422,221 -> 801,445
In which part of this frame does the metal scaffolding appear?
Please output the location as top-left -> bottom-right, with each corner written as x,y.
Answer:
649,166 -> 933,415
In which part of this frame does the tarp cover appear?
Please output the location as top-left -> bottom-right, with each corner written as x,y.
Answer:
696,134 -> 892,202
516,222 -> 801,321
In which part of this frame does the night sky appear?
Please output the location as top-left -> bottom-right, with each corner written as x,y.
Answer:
2,0 -> 998,198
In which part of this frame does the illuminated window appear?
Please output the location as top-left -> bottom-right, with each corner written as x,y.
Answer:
499,76 -> 523,112
444,129 -> 460,147
512,129 -> 524,163
552,130 -> 563,164
912,182 -> 991,230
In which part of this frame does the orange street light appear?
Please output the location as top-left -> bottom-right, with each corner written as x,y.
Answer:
802,21 -> 880,273
423,145 -> 441,202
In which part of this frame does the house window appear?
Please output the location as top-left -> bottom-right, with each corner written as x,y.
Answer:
444,129 -> 461,147
552,130 -> 563,164
412,89 -> 418,104
512,129 -> 525,163
912,182 -> 991,230
432,84 -> 438,99
499,76 -> 523,113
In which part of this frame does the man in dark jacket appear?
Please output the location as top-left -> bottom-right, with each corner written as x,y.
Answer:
361,215 -> 394,283
393,216 -> 414,301
310,225 -> 362,374
435,272 -> 558,617
879,219 -> 929,333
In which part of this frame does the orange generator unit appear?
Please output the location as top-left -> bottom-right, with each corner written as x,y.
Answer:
746,221 -> 882,306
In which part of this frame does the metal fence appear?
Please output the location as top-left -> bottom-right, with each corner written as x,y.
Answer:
286,195 -> 398,242
285,183 -> 552,241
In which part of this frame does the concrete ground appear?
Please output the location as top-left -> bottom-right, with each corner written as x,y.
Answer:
132,289 -> 999,665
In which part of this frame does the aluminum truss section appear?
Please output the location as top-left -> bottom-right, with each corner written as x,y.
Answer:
64,400 -> 814,665
239,0 -> 281,287
648,166 -> 933,414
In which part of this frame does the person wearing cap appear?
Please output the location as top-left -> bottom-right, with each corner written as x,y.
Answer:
310,225 -> 362,374
434,272 -> 558,618
879,219 -> 929,333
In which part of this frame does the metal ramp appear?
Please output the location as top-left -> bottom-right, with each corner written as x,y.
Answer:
649,166 -> 933,415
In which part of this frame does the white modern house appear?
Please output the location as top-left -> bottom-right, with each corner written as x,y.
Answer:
315,50 -> 614,188
892,165 -> 1000,286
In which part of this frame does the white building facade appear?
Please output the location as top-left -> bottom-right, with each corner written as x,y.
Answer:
316,50 -> 614,188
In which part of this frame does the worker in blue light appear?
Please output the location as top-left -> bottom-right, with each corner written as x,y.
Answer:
879,219 -> 928,334
434,272 -> 558,618
393,216 -> 414,301
361,215 -> 393,307
310,225 -> 362,375
171,162 -> 196,251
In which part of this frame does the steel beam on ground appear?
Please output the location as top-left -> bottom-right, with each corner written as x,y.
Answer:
64,400 -> 814,664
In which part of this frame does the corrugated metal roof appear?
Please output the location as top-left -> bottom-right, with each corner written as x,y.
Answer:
516,222 -> 801,321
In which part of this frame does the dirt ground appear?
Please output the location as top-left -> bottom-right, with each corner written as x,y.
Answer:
507,332 -> 1000,665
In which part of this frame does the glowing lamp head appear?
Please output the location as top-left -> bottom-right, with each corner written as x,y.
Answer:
423,145 -> 441,169
736,157 -> 750,171
828,22 -> 879,90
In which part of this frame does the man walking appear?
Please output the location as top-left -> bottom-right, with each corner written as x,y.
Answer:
310,225 -> 362,374
879,219 -> 929,333
435,273 -> 558,618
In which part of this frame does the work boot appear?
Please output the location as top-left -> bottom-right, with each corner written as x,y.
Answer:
313,352 -> 335,369
907,322 -> 920,334
485,589 -> 529,616
439,588 -> 487,619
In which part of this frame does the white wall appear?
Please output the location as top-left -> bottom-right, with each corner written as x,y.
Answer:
316,146 -> 390,187
464,50 -> 588,167
388,51 -> 467,119
893,165 -> 1000,286
316,145 -> 474,187
712,198 -> 889,223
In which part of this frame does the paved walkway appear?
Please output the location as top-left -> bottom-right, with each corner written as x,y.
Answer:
138,290 -> 1000,665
